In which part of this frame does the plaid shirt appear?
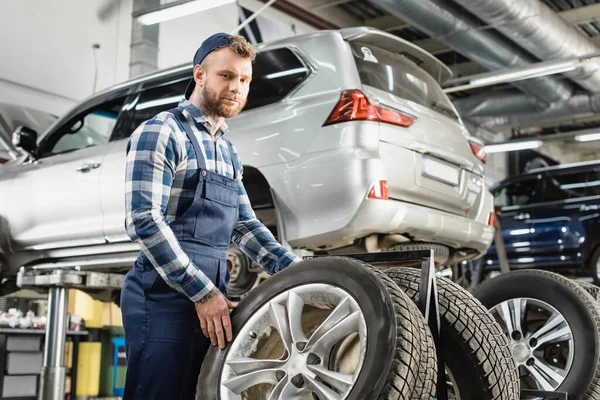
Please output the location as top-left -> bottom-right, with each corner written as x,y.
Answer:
125,99 -> 300,302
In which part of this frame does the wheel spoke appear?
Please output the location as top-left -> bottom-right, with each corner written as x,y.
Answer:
530,313 -> 564,341
308,311 -> 360,359
497,301 -> 515,334
304,373 -> 342,400
307,364 -> 353,393
269,302 -> 293,354
525,363 -> 557,391
306,296 -> 354,351
288,291 -> 308,347
225,357 -> 286,375
497,299 -> 526,335
532,355 -> 567,384
222,369 -> 283,394
531,314 -> 572,348
510,298 -> 526,335
267,378 -> 300,400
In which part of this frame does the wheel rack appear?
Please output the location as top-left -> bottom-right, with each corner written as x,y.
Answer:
308,249 -> 568,400
15,249 -> 569,399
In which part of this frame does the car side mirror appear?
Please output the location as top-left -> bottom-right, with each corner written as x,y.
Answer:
12,126 -> 38,153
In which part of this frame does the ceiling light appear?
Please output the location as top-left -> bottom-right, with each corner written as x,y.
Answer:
485,140 -> 543,154
575,132 -> 600,142
137,0 -> 236,26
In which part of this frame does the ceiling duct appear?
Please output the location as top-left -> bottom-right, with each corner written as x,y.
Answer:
456,90 -> 600,131
451,0 -> 600,93
369,0 -> 573,107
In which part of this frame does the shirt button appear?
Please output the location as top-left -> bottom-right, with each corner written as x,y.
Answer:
201,170 -> 207,177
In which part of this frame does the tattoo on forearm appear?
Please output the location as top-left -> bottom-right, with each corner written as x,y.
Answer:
199,288 -> 219,304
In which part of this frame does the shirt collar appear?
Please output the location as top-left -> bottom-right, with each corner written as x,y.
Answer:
178,99 -> 229,136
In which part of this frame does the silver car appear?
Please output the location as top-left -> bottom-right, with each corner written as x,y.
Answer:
0,27 -> 494,299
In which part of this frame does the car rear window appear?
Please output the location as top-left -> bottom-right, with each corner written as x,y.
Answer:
349,41 -> 459,120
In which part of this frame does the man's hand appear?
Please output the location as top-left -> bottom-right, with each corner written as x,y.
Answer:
195,287 -> 237,349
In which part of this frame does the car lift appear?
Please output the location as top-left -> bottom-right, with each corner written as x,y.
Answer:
16,266 -> 124,400
18,249 -> 567,399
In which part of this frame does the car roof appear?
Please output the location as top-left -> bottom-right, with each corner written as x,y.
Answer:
491,159 -> 600,191
89,27 -> 452,103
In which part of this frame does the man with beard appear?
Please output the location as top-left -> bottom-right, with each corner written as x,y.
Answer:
120,33 -> 301,400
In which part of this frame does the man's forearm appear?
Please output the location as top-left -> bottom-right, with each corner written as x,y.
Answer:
231,218 -> 301,274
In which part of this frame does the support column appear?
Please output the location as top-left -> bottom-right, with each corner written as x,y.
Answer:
38,287 -> 68,400
130,0 -> 160,78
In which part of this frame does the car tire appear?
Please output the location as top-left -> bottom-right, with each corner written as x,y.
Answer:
389,243 -> 450,265
473,269 -> 600,399
226,246 -> 260,300
386,267 -> 520,400
196,256 -> 427,400
579,281 -> 600,301
404,299 -> 437,399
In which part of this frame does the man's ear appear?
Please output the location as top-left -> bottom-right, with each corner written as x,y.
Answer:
193,64 -> 205,87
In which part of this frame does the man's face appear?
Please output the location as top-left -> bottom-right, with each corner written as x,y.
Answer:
196,47 -> 252,119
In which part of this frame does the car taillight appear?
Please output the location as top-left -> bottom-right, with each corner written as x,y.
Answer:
469,141 -> 487,164
323,90 -> 416,128
488,212 -> 495,227
368,180 -> 389,200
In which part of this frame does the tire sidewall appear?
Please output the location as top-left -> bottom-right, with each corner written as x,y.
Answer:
474,272 -> 600,397
196,257 -> 399,400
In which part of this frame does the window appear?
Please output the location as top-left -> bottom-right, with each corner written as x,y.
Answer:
120,79 -> 189,141
350,41 -> 459,121
494,177 -> 541,207
244,48 -> 309,111
40,98 -> 125,158
542,169 -> 597,202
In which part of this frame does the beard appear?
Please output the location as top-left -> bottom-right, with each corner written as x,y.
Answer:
201,85 -> 247,119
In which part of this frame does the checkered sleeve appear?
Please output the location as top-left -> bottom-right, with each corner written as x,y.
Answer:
125,114 -> 215,302
229,147 -> 301,274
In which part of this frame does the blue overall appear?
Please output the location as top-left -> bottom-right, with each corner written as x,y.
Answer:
120,108 -> 239,400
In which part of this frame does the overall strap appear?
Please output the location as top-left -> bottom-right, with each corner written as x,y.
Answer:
225,139 -> 238,180
169,107 -> 207,171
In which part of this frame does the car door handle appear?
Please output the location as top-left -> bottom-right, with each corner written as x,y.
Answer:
513,213 -> 530,220
76,162 -> 101,173
581,204 -> 599,212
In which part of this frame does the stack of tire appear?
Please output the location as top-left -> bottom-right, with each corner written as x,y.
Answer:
196,257 -> 521,399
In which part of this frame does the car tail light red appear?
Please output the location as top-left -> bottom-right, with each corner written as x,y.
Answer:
488,212 -> 495,228
323,90 -> 416,128
368,180 -> 389,200
469,141 -> 487,164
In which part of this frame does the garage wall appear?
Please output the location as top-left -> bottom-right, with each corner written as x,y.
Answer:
157,3 -> 238,69
0,0 -> 132,116
156,2 -> 316,70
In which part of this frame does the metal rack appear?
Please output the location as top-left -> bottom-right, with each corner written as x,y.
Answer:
310,249 -> 568,400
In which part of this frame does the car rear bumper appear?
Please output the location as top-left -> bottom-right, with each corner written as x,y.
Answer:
290,196 -> 495,256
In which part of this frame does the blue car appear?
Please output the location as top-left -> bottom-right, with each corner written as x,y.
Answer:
485,160 -> 600,282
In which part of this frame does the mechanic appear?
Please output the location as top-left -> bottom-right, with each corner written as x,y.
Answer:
120,33 -> 301,400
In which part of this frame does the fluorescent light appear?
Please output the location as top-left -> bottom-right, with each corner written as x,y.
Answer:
137,0 -> 236,25
485,140 -> 543,154
264,68 -> 308,79
575,133 -> 600,142
470,61 -> 577,87
136,95 -> 182,110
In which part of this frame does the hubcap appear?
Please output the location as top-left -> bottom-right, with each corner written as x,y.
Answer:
491,297 -> 574,391
220,284 -> 367,399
